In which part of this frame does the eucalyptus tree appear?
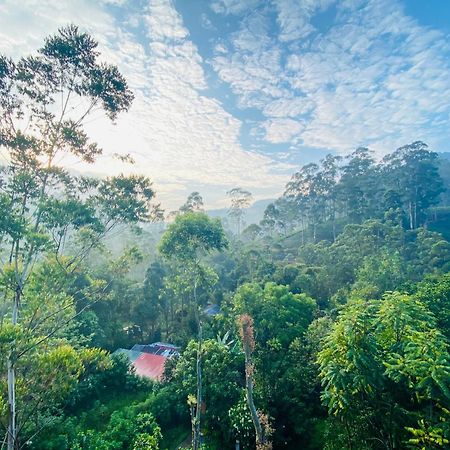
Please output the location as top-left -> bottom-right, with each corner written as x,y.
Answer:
0,26 -> 161,448
261,197 -> 298,236
337,147 -> 379,223
382,141 -> 444,229
285,163 -> 324,242
320,154 -> 342,240
227,187 -> 252,236
179,191 -> 204,213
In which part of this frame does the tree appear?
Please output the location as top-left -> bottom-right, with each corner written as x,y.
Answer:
139,260 -> 167,339
233,283 -> 316,347
260,197 -> 298,236
233,283 -> 317,446
320,154 -> 342,241
337,147 -> 380,224
382,141 -> 444,229
179,191 -> 204,213
238,314 -> 272,450
285,163 -> 324,242
318,293 -> 450,449
351,249 -> 407,299
227,188 -> 253,235
414,272 -> 450,339
0,26 -> 160,448
159,212 -> 227,263
158,212 -> 228,449
71,410 -> 162,450
171,339 -> 243,444
158,212 -> 227,328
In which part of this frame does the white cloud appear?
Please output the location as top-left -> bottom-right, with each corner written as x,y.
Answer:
211,0 -> 261,15
263,97 -> 314,118
273,0 -> 335,42
263,118 -> 305,143
145,0 -> 188,41
212,11 -> 290,110
200,13 -> 215,30
4,0 -> 448,211
0,0 -> 292,209
212,0 -> 450,155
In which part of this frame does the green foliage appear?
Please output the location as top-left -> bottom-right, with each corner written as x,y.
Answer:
227,188 -> 253,235
232,282 -> 318,446
233,282 -> 316,346
170,339 -> 244,443
414,273 -> 450,339
180,191 -> 204,213
0,25 -> 163,447
264,142 -> 444,240
318,292 -> 450,449
159,212 -> 228,261
228,393 -> 255,447
67,409 -> 162,450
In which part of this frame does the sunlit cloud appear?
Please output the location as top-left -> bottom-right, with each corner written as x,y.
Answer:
0,0 -> 291,210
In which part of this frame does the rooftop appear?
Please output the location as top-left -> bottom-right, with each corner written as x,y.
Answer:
113,342 -> 180,381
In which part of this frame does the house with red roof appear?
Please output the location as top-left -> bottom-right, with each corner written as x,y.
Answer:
113,342 -> 180,381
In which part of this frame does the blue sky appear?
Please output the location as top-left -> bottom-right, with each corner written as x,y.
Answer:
0,0 -> 449,210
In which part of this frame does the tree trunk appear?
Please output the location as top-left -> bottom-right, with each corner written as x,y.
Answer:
408,202 -> 413,230
7,358 -> 16,450
413,202 -> 417,229
7,288 -> 20,450
241,318 -> 268,448
332,215 -> 336,242
301,217 -> 305,246
192,276 -> 202,450
193,323 -> 202,450
244,346 -> 263,444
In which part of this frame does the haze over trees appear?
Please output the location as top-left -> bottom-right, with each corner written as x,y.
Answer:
1,26 -> 450,450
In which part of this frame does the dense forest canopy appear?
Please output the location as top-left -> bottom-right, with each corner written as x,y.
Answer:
1,26 -> 450,450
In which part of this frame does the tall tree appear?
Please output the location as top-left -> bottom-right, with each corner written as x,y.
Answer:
285,163 -> 324,242
320,154 -> 342,241
337,147 -> 380,223
0,26 -> 160,448
382,141 -> 444,229
179,191 -> 204,213
227,188 -> 252,236
238,314 -> 272,450
158,212 -> 228,449
261,197 -> 298,236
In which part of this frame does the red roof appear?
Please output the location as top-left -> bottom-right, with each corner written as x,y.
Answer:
133,353 -> 167,380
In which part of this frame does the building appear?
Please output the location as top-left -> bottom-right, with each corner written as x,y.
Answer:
113,342 -> 180,381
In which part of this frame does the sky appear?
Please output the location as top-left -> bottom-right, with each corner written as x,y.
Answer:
0,0 -> 449,210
